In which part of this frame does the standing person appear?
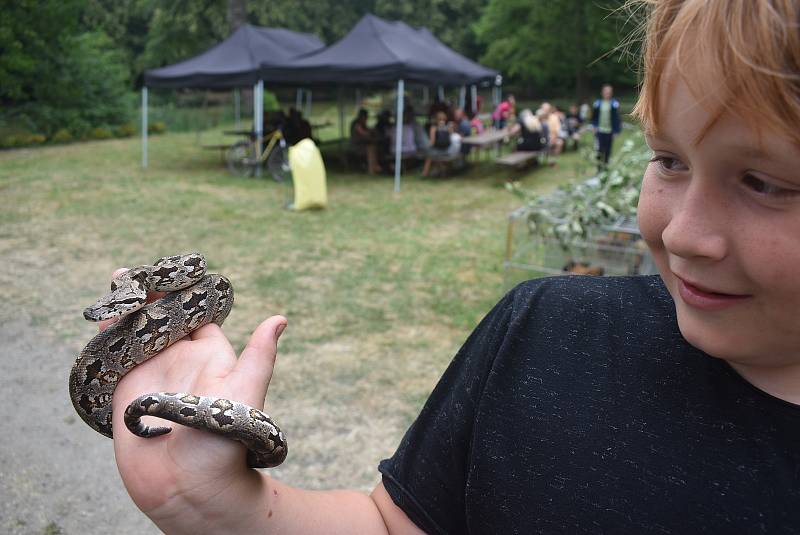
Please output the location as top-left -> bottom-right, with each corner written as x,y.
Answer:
491,94 -> 515,129
591,84 -> 621,165
107,1 -> 800,533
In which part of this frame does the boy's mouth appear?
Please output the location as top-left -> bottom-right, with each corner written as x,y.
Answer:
674,275 -> 752,310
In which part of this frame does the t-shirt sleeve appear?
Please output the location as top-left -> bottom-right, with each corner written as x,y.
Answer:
378,289 -> 517,534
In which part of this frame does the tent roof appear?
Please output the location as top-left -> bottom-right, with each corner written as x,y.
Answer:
260,14 -> 497,86
144,24 -> 324,89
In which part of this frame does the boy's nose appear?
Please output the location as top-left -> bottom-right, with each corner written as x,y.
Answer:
661,185 -> 728,262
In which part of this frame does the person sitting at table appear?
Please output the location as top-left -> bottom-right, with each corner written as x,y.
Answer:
350,108 -> 380,174
539,102 -> 564,157
374,109 -> 393,166
422,111 -> 461,177
453,108 -> 473,155
510,109 -> 546,152
388,107 -> 422,160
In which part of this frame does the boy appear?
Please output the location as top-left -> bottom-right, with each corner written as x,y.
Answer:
109,1 -> 800,532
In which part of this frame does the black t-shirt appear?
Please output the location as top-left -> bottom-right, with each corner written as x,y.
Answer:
379,275 -> 800,534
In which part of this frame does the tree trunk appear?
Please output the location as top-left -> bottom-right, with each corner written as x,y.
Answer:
228,0 -> 246,32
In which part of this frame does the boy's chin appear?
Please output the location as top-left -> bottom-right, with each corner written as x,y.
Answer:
675,308 -> 749,363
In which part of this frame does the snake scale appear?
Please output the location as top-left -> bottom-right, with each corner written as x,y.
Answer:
69,253 -> 287,468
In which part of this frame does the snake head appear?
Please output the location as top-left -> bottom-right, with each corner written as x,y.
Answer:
84,271 -> 148,322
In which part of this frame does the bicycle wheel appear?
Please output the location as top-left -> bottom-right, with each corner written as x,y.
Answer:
267,139 -> 291,182
226,140 -> 255,177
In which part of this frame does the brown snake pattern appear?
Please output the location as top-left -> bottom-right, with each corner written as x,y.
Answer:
68,253 -> 287,468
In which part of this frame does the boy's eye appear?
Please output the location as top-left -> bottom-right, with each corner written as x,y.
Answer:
742,174 -> 799,198
649,155 -> 687,172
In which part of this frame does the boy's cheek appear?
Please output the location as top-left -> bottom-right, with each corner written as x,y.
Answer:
637,170 -> 669,251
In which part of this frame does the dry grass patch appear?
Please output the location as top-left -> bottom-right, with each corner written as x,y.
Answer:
0,129 -> 584,490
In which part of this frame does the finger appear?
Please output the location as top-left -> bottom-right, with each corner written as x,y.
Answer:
227,316 -> 287,404
188,322 -> 225,341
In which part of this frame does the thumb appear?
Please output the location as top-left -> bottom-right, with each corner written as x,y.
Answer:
228,315 -> 287,406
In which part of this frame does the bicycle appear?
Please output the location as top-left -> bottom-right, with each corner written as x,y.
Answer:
226,128 -> 290,181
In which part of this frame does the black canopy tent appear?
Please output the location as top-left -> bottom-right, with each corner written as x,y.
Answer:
259,14 -> 496,86
144,25 -> 324,88
259,14 -> 499,191
140,24 -> 324,168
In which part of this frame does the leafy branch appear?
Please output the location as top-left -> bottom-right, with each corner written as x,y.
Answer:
507,130 -> 651,249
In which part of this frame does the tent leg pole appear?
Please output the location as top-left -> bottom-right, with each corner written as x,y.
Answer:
255,80 -> 263,178
394,79 -> 405,194
295,88 -> 303,110
234,88 -> 240,128
471,85 -> 477,113
142,87 -> 148,169
437,85 -> 444,102
338,88 -> 345,142
459,86 -> 466,110
306,90 -> 312,117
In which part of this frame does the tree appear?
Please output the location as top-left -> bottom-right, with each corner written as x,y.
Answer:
0,0 -> 83,105
228,0 -> 247,30
475,0 -> 638,99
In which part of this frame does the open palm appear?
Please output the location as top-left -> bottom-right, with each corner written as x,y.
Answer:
101,272 -> 286,519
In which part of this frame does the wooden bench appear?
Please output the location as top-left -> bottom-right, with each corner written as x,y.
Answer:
427,151 -> 466,177
495,150 -> 540,168
202,144 -> 232,162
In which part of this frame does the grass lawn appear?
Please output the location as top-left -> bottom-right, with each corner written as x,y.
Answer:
0,124 -> 631,490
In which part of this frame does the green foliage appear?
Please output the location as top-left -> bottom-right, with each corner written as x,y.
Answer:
114,123 -> 137,138
88,127 -> 114,140
263,90 -> 280,112
140,1 -> 229,70
2,28 -> 133,137
51,129 -> 74,143
475,0 -> 639,98
148,121 -> 167,134
0,0 -> 83,104
508,129 -> 650,249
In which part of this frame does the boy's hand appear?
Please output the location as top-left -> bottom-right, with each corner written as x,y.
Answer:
105,269 -> 286,531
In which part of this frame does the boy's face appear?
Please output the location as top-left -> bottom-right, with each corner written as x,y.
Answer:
638,74 -> 800,369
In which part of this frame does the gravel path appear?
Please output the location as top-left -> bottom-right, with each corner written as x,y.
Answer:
0,315 -> 159,535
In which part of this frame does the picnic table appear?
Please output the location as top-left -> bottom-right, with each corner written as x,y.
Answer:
462,128 -> 513,159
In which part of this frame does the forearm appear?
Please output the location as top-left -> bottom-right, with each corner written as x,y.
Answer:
147,472 -> 389,535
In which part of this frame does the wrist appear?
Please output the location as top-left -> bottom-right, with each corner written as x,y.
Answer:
148,469 -> 271,535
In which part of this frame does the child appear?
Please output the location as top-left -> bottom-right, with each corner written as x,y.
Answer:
110,1 -> 800,532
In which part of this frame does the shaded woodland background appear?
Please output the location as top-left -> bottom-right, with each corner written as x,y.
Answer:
0,0 -> 640,140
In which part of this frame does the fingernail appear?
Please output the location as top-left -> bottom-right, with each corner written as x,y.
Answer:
276,323 -> 287,339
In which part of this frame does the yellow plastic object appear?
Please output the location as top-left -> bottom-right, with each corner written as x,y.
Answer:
288,138 -> 327,211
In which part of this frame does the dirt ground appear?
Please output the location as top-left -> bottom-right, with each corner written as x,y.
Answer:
0,314 -> 160,535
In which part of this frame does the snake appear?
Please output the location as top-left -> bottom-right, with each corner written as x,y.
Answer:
68,253 -> 287,468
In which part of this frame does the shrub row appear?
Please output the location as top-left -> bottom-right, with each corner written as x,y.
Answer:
0,122 -> 166,149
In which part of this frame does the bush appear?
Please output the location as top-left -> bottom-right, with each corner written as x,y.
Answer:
0,132 -> 46,147
263,90 -> 280,112
148,121 -> 167,135
51,129 -> 73,143
88,127 -> 113,140
509,130 -> 650,249
1,30 -> 133,139
114,123 -> 136,138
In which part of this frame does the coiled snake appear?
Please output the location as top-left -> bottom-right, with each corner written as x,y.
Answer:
69,253 -> 287,468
